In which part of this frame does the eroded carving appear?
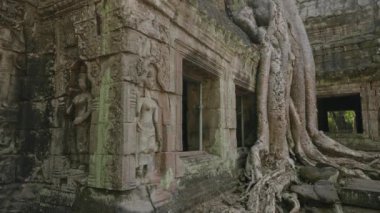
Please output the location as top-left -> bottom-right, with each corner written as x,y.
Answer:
0,0 -> 24,29
136,58 -> 163,182
0,49 -> 22,108
0,27 -> 23,157
65,61 -> 92,170
0,124 -> 15,155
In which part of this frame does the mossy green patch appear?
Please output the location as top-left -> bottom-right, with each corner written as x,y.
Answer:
160,168 -> 174,190
95,69 -> 112,187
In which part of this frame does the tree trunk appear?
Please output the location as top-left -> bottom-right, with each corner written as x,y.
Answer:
226,0 -> 380,211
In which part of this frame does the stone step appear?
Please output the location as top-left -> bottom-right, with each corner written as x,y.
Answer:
181,154 -> 218,167
339,178 -> 380,210
180,153 -> 222,177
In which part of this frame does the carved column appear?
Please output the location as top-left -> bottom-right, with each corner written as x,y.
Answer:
0,0 -> 25,185
68,0 -> 174,192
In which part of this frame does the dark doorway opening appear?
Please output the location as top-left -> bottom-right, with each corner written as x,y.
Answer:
181,59 -> 219,152
182,78 -> 201,151
236,87 -> 257,148
317,94 -> 363,134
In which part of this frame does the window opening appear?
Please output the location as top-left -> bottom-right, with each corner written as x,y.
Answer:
236,87 -> 257,147
182,78 -> 202,151
317,94 -> 363,134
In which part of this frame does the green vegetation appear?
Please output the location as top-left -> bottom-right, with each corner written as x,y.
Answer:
327,111 -> 356,133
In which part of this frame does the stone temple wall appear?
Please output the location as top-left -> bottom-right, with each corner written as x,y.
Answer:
0,0 -> 259,212
0,1 -> 35,211
298,0 -> 380,141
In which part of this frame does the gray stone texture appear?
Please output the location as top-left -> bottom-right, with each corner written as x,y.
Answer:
298,0 -> 380,143
339,178 -> 380,209
1,0 -> 379,212
0,0 -> 256,212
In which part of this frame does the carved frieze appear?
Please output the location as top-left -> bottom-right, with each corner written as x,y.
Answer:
0,0 -> 23,30
75,19 -> 100,59
0,123 -> 16,155
0,157 -> 16,184
38,0 -> 85,15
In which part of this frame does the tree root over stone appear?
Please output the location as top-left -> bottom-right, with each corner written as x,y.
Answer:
226,0 -> 380,211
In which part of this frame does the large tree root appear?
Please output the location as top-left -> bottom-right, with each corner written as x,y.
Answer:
227,0 -> 380,211
246,165 -> 297,213
289,99 -> 379,179
282,193 -> 300,213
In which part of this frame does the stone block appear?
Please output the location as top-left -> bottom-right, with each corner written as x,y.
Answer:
299,166 -> 339,184
0,72 -> 11,101
123,123 -> 137,155
168,94 -> 179,123
120,29 -> 153,57
90,101 -> 100,125
20,77 -> 54,101
202,108 -> 222,129
291,181 -> 339,205
0,126 -> 16,154
358,0 -> 371,7
368,118 -> 379,138
226,108 -> 237,129
339,178 -> 380,210
0,157 -> 16,184
40,188 -> 76,208
202,89 -> 221,110
104,122 -> 123,154
74,186 -> 154,213
175,124 -> 183,151
74,19 -> 101,59
20,129 -> 51,155
122,83 -> 138,123
203,128 -> 222,154
163,125 -> 176,152
89,124 -> 99,154
159,152 -> 176,174
19,102 -> 50,130
44,155 -> 70,180
367,94 -> 379,111
25,54 -> 54,77
134,2 -> 170,44
122,155 -> 137,188
150,187 -> 172,209
155,92 -> 171,125
90,80 -> 142,156
50,128 -> 66,155
175,96 -> 182,126
89,120 -> 137,156
88,154 -> 136,191
175,153 -> 185,178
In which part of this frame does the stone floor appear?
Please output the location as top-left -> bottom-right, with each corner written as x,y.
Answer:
186,179 -> 380,213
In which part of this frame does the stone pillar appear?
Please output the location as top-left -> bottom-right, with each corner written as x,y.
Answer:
69,0 -> 174,191
0,2 -> 25,186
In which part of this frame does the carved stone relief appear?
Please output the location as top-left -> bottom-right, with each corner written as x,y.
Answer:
139,43 -> 171,92
0,42 -> 22,108
135,1 -> 170,44
74,19 -> 99,58
0,0 -> 24,30
41,60 -> 93,191
0,124 -> 15,156
135,57 -> 163,182
64,60 -> 93,171
0,27 -> 23,159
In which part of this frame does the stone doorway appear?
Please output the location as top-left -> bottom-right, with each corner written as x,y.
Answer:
182,78 -> 201,151
317,94 -> 363,134
181,59 -> 220,153
235,87 -> 257,148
